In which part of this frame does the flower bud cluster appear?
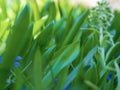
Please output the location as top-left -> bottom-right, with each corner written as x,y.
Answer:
88,0 -> 114,30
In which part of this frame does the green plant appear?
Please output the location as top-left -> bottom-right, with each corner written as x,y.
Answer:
0,0 -> 120,90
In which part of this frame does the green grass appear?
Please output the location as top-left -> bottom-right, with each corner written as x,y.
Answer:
0,0 -> 120,90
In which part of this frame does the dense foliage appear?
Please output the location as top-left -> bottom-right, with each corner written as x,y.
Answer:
0,0 -> 120,90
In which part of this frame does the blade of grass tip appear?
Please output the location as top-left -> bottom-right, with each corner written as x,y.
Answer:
19,23 -> 33,56
61,14 -> 74,43
33,46 -> 45,90
33,15 -> 48,38
58,0 -> 64,17
38,21 -> 54,51
114,61 -> 120,90
48,1 -> 56,21
62,10 -> 89,46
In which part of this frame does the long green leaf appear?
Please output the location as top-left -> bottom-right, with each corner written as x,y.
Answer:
0,5 -> 30,89
42,41 -> 80,88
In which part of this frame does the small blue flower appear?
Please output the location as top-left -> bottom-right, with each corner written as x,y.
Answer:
22,87 -> 26,90
15,56 -> 22,61
14,62 -> 20,67
65,85 -> 70,90
0,56 -> 3,63
107,72 -> 112,81
13,56 -> 22,67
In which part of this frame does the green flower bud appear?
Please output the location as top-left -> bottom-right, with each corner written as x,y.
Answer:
88,0 -> 114,30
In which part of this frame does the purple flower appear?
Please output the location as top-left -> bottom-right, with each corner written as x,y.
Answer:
14,62 -> 20,67
107,72 -> 112,81
15,56 -> 22,61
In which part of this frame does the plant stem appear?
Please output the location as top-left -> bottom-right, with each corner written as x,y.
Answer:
99,27 -> 105,67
